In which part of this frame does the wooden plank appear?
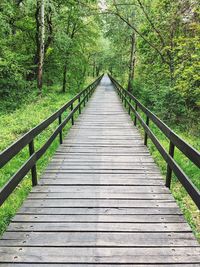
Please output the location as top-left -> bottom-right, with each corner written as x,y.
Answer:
28,192 -> 173,200
11,214 -> 185,223
44,168 -> 160,172
40,175 -> 164,180
8,223 -> 191,233
1,247 -> 200,263
38,178 -> 165,186
22,199 -> 177,208
32,185 -> 168,193
1,232 -> 198,247
47,162 -> 158,167
18,207 -> 183,215
1,264 -> 200,267
49,157 -> 155,162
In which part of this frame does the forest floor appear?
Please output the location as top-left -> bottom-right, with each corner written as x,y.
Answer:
0,83 -> 199,242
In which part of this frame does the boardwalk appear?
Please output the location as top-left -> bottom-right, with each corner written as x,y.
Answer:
0,75 -> 200,265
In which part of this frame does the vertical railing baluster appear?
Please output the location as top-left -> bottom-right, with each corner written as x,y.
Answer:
124,91 -> 127,108
58,114 -> 63,144
71,103 -> 74,125
90,86 -> 92,98
128,96 -> 131,115
78,96 -> 81,114
88,87 -> 91,98
86,88 -> 89,102
134,103 -> 138,126
29,140 -> 37,186
83,91 -> 86,106
144,116 -> 149,146
166,141 -> 175,188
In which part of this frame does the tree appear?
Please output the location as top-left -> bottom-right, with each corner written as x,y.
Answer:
37,0 -> 45,93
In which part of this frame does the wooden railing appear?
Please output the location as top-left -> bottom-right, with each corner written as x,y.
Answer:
109,74 -> 200,210
0,74 -> 103,206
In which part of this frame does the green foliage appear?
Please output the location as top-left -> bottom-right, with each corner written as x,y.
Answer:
0,85 -> 77,235
102,0 -> 200,240
0,0 -> 199,241
104,0 -> 200,127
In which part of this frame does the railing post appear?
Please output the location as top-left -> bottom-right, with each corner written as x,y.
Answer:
58,114 -> 63,144
78,96 -> 81,114
117,87 -> 120,98
29,140 -> 37,186
90,86 -> 93,97
119,88 -> 122,99
124,91 -> 127,108
86,88 -> 89,102
128,96 -> 131,115
89,86 -> 92,98
71,103 -> 74,125
144,116 -> 149,146
166,141 -> 175,188
134,103 -> 138,126
83,91 -> 86,106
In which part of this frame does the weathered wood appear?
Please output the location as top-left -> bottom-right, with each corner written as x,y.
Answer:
1,232 -> 198,247
1,247 -> 200,263
22,199 -> 177,208
0,75 -> 199,265
18,207 -> 183,215
10,214 -> 185,223
1,265 -> 200,267
38,178 -> 165,186
32,185 -> 169,193
1,264 -> 200,267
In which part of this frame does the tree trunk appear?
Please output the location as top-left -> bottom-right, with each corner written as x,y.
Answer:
128,31 -> 136,92
62,64 -> 67,93
26,2 -> 40,81
37,0 -> 45,94
27,2 -> 52,82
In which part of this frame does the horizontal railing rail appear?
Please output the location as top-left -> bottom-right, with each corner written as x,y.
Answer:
109,74 -> 200,210
0,74 -> 103,206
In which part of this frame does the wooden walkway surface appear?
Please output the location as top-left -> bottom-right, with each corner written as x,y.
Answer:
0,75 -> 200,265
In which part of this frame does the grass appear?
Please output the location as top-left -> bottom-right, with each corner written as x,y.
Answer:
127,101 -> 200,241
0,84 -> 83,235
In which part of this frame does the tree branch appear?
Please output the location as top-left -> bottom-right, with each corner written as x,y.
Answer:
136,0 -> 166,47
111,3 -> 168,64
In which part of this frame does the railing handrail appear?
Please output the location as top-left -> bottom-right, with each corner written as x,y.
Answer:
0,76 -> 103,168
0,74 -> 103,206
109,74 -> 200,210
109,76 -> 200,168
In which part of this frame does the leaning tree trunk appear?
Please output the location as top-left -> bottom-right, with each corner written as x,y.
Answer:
128,31 -> 136,92
37,0 -> 45,94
